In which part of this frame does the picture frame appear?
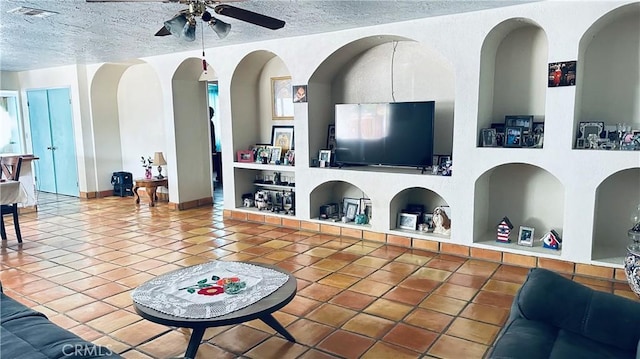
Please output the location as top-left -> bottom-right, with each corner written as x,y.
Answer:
491,123 -> 505,146
284,150 -> 295,165
271,125 -> 294,152
342,197 -> 360,216
423,213 -> 434,229
397,212 -> 418,230
360,198 -> 372,219
505,115 -> 533,134
345,202 -> 358,221
548,60 -> 577,87
481,128 -> 498,147
319,149 -> 332,167
517,226 -> 535,247
269,146 -> 282,164
293,85 -> 307,103
236,150 -> 254,163
577,121 -> 604,140
438,156 -> 451,168
327,124 -> 336,151
271,76 -> 294,120
504,126 -> 524,147
253,144 -> 271,164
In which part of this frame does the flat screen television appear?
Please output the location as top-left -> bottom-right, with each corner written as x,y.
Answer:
334,101 -> 435,168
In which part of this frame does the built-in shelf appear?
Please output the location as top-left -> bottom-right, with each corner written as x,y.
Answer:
389,228 -> 450,241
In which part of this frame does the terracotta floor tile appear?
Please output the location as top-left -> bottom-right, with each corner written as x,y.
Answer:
348,278 -> 393,297
394,253 -> 433,266
456,260 -> 499,277
318,273 -> 360,289
342,312 -> 395,338
194,342 -> 236,359
244,336 -> 308,359
433,282 -> 479,301
329,290 -> 377,311
27,285 -> 76,303
460,302 -> 510,326
428,334 -> 488,359
280,295 -> 322,316
382,323 -> 438,353
352,256 -> 390,268
419,294 -> 467,316
381,261 -> 418,275
210,325 -> 271,354
482,279 -> 522,296
382,286 -> 428,306
492,265 -> 530,283
317,330 -> 375,358
412,267 -> 452,282
361,341 -> 420,359
472,290 -> 515,309
426,258 -> 463,272
338,263 -> 378,277
297,348 -> 339,359
83,282 -> 130,300
298,282 -> 343,302
85,309 -> 142,333
398,277 -> 441,293
363,298 -> 413,321
294,266 -> 331,282
403,308 -> 454,332
306,303 -> 357,327
367,269 -> 410,285
286,319 -> 334,346
311,258 -> 350,272
137,330 -> 190,358
447,272 -> 488,289
446,317 -> 501,345
65,301 -> 118,323
111,320 -> 171,346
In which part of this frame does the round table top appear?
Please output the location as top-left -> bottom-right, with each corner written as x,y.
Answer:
132,262 -> 296,329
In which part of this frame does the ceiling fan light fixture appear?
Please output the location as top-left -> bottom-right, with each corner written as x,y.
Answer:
209,17 -> 231,39
164,14 -> 187,37
182,17 -> 196,41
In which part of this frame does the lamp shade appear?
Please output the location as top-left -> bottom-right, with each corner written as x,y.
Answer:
209,17 -> 231,39
164,14 -> 188,37
153,152 -> 167,166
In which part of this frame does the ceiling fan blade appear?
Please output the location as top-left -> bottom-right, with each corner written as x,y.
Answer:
214,4 -> 285,30
155,26 -> 172,36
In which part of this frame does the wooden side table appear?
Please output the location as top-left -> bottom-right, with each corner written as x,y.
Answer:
133,178 -> 168,207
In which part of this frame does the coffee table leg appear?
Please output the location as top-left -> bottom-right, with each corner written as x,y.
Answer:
260,313 -> 296,342
184,327 -> 205,359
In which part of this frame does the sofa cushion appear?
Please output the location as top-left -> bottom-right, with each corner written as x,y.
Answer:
1,292 -> 122,359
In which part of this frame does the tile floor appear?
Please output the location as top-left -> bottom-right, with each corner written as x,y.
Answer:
1,190 -> 636,359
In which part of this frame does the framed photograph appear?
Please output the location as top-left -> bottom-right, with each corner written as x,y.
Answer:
319,149 -> 332,167
269,146 -> 282,164
327,124 -> 336,151
345,202 -> 358,221
505,115 -> 533,134
293,85 -> 307,103
360,198 -> 372,219
342,197 -> 360,216
284,150 -> 295,165
423,213 -> 434,229
548,60 -> 577,87
271,76 -> 294,120
438,156 -> 451,168
271,125 -> 294,152
504,126 -> 524,147
517,226 -> 535,247
577,121 -> 604,140
236,150 -> 254,163
481,128 -> 498,147
491,123 -> 505,146
397,212 -> 418,230
253,144 -> 271,164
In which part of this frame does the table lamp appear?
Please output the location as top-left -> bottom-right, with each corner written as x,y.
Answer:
153,152 -> 167,179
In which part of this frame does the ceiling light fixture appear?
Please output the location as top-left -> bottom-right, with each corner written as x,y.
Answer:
202,11 -> 231,39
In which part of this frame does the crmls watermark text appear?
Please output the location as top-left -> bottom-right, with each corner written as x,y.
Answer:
62,344 -> 114,357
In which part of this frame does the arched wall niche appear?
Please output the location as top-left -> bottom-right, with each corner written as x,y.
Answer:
390,187 -> 449,232
574,2 -> 639,135
309,180 -> 369,220
593,167 -> 640,263
90,60 -> 163,192
478,18 -> 548,131
307,35 -> 455,164
229,50 -> 292,153
473,162 -> 564,247
171,57 -> 213,203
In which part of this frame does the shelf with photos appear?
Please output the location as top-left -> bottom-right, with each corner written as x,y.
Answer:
478,115 -> 544,149
573,121 -> 640,151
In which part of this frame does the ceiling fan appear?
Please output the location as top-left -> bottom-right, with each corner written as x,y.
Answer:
86,0 -> 286,41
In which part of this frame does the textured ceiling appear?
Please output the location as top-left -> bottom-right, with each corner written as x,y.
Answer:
0,0 -> 535,72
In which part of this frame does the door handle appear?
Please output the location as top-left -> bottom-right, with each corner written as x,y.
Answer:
47,146 -> 52,150
51,146 -> 57,150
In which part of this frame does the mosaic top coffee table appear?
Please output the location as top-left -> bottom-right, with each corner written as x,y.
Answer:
131,261 -> 296,359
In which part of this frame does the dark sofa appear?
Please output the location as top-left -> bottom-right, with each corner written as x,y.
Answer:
0,282 -> 123,359
490,268 -> 640,359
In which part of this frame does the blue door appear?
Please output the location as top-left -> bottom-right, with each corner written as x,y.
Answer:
27,88 -> 78,196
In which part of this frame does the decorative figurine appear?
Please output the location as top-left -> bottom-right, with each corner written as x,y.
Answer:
541,229 -> 562,250
433,206 -> 451,235
254,190 -> 271,211
496,217 -> 513,243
